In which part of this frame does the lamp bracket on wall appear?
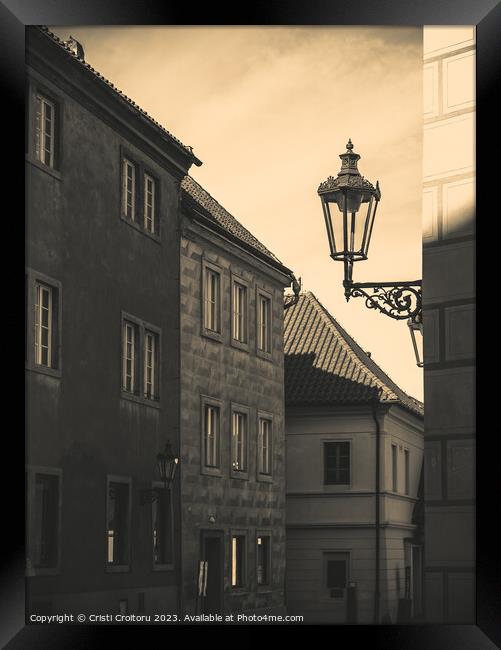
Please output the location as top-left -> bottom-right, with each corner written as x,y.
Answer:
343,279 -> 422,324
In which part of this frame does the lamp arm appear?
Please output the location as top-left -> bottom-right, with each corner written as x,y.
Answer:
343,278 -> 422,322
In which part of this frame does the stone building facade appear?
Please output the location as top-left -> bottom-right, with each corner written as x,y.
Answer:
284,292 -> 424,624
422,26 -> 476,623
178,178 -> 293,615
25,26 -> 294,618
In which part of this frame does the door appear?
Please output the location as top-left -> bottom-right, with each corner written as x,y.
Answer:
321,552 -> 350,623
201,530 -> 224,615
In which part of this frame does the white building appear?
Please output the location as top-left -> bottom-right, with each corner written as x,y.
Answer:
284,292 -> 424,624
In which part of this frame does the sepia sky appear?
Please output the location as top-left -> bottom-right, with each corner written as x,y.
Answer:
51,26 -> 424,401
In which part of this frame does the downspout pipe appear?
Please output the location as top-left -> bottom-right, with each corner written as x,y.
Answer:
372,399 -> 381,624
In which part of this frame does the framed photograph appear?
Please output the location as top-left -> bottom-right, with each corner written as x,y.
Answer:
2,0 -> 494,647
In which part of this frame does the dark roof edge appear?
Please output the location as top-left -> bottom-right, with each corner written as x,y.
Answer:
307,291 -> 423,415
285,396 -> 422,419
182,192 -> 295,280
32,26 -> 202,169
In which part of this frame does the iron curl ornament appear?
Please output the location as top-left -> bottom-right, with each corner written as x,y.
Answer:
344,280 -> 422,323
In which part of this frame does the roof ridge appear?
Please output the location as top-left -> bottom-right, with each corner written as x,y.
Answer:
307,290 -> 423,409
285,291 -> 423,416
36,26 -> 199,161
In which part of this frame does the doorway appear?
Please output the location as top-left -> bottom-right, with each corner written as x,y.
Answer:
200,530 -> 224,615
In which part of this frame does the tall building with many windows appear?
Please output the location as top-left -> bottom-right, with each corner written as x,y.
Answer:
26,26 -> 293,617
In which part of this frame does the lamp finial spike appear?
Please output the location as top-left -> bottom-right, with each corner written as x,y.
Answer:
346,139 -> 354,151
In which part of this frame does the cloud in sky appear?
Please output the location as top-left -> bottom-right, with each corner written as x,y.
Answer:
51,25 -> 424,399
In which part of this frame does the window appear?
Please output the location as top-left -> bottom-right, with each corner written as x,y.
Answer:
258,417 -> 272,476
26,271 -> 61,375
144,173 -> 156,233
324,442 -> 350,485
107,479 -> 130,567
143,330 -> 159,399
34,282 -> 52,367
121,314 -> 161,404
203,266 -> 221,334
404,449 -> 410,496
257,535 -> 271,586
122,320 -> 138,394
232,280 -> 247,344
203,403 -> 220,469
232,411 -> 247,473
35,94 -> 55,168
231,535 -> 246,588
122,158 -> 136,221
120,153 -> 159,237
257,293 -> 272,354
392,443 -> 398,492
152,487 -> 173,566
32,473 -> 59,569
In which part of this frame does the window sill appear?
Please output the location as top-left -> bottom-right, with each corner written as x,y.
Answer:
25,362 -> 62,380
152,563 -> 175,572
26,155 -> 62,181
120,213 -> 161,243
120,391 -> 161,410
105,564 -> 130,573
201,328 -> 223,344
231,339 -> 249,353
230,589 -> 249,596
230,470 -> 249,481
257,473 -> 273,484
256,588 -> 273,594
201,466 -> 223,478
256,349 -> 273,362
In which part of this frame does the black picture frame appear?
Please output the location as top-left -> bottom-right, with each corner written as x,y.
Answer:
3,0 -> 495,647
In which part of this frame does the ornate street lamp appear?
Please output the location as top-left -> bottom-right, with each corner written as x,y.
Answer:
141,440 -> 179,504
318,140 -> 423,365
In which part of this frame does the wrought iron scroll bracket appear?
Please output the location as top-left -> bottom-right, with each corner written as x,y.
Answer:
343,279 -> 422,323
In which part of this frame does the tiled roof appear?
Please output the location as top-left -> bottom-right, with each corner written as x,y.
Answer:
284,292 -> 423,417
36,27 -> 201,164
181,175 -> 284,266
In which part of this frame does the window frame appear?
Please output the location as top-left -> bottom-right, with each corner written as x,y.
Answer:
230,403 -> 250,480
143,328 -> 160,401
201,259 -> 223,343
323,440 -> 351,487
151,481 -> 175,571
256,287 -> 273,360
121,157 -> 137,222
392,442 -> 398,493
230,529 -> 248,592
230,273 -> 249,352
404,447 -> 410,496
105,475 -> 132,573
25,268 -> 62,378
257,411 -> 273,483
120,312 -> 161,408
256,531 -> 272,591
143,171 -> 158,234
26,79 -> 62,179
119,147 -> 161,241
26,465 -> 62,577
200,395 -> 223,477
